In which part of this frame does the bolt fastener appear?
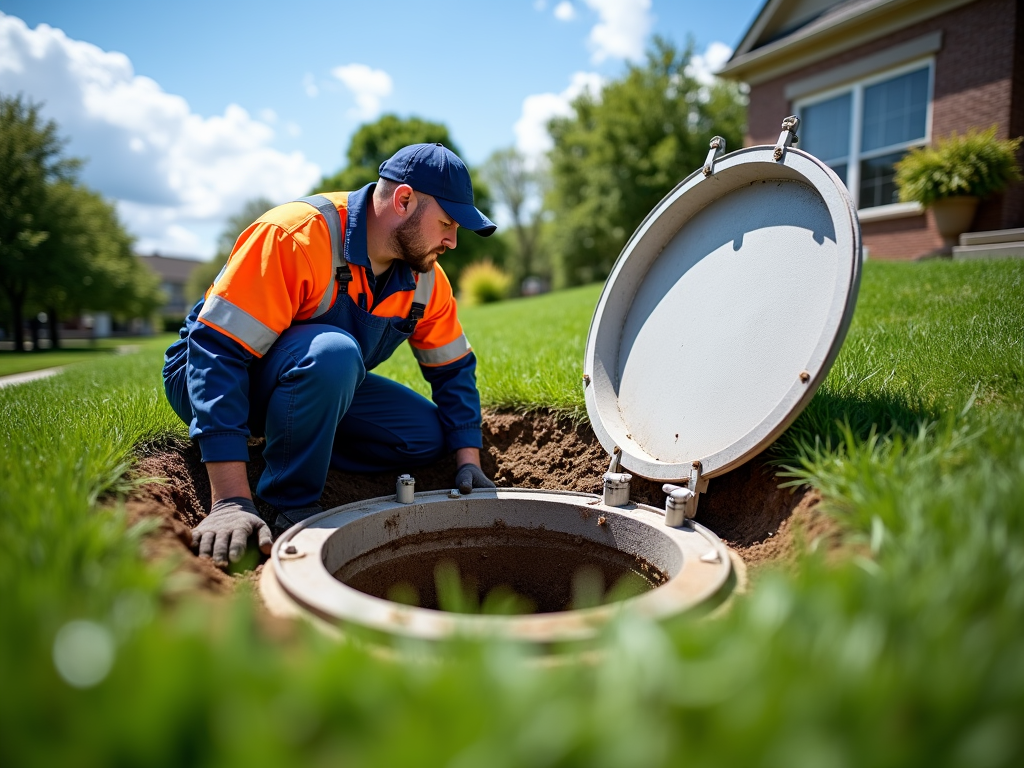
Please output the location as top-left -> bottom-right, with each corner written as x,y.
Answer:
800,370 -> 810,383
284,544 -> 298,555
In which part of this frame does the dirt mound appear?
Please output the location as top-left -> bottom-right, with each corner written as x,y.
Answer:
126,410 -> 838,594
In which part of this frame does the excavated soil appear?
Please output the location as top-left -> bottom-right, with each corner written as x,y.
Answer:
126,410 -> 839,598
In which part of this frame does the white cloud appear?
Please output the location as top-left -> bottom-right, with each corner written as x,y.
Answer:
514,71 -> 604,162
583,0 -> 652,63
331,63 -> 393,120
162,223 -> 203,253
554,2 -> 576,21
686,41 -> 733,86
286,121 -> 302,138
303,72 -> 319,98
0,13 -> 321,257
259,107 -> 278,123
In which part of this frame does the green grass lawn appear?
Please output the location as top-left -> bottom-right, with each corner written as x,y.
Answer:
377,282 -> 599,416
1,260 -> 1022,767
0,334 -> 178,377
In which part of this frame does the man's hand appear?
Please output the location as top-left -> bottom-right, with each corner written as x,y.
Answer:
192,497 -> 272,568
455,463 -> 496,495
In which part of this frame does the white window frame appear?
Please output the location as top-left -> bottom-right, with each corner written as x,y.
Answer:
795,57 -> 935,219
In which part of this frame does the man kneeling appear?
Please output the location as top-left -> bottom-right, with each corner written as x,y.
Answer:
163,143 -> 497,568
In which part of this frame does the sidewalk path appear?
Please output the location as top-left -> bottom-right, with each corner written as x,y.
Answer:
0,367 -> 64,389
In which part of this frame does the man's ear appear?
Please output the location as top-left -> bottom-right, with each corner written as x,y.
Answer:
394,184 -> 415,216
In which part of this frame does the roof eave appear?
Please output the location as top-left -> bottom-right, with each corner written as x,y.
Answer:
731,0 -> 782,59
719,0 -> 976,85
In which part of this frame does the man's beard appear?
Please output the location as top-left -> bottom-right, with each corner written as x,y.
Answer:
391,204 -> 442,273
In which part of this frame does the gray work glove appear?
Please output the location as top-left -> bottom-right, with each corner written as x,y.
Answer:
192,496 -> 272,568
455,463 -> 496,495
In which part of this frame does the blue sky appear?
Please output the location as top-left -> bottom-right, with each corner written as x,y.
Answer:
0,0 -> 762,258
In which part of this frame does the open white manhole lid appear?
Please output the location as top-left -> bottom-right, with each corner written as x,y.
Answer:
584,135 -> 861,482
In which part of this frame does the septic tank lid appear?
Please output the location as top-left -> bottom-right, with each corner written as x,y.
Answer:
584,130 -> 861,482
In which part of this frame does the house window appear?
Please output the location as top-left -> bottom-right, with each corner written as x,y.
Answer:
796,61 -> 932,211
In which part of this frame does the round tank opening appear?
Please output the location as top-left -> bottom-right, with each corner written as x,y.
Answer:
333,525 -> 668,614
266,489 -> 733,642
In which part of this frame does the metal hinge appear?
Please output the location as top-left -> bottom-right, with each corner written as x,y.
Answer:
773,115 -> 800,161
702,135 -> 727,177
704,136 -> 729,178
663,460 -> 709,527
602,447 -> 632,507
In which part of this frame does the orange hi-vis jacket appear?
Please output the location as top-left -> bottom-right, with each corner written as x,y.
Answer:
201,191 -> 470,362
162,184 -> 483,464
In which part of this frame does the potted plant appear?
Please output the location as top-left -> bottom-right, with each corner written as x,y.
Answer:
893,127 -> 1022,249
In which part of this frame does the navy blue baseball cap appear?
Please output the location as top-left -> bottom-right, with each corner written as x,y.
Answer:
379,143 -> 497,236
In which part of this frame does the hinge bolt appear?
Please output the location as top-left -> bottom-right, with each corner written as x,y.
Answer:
702,135 -> 727,177
773,115 -> 800,161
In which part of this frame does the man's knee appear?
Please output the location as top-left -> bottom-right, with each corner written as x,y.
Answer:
287,328 -> 365,389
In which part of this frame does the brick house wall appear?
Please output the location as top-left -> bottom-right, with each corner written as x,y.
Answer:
745,0 -> 1023,259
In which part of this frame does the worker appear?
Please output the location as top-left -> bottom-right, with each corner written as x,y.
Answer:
162,143 -> 497,568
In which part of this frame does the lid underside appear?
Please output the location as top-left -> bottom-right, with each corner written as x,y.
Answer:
584,147 -> 861,481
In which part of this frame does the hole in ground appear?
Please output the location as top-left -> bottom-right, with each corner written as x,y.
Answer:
337,525 -> 666,614
126,410 -> 837,596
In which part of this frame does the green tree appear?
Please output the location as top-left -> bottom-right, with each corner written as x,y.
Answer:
69,185 -> 160,315
481,147 -> 549,293
546,38 -> 747,287
0,95 -> 160,349
313,114 -> 504,289
0,94 -> 78,350
32,182 -> 163,346
186,197 -> 276,305
33,181 -> 100,347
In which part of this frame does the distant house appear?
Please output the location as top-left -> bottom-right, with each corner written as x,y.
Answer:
138,253 -> 202,320
719,0 -> 1023,259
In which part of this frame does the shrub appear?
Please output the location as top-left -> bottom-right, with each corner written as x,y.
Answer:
894,127 -> 1022,205
161,315 -> 183,333
458,259 -> 512,306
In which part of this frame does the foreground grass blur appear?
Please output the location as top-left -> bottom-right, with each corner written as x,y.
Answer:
1,259 -> 1022,766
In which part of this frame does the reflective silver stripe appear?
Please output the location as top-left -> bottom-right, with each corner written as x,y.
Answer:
412,333 -> 471,366
412,268 -> 435,306
198,295 -> 279,356
294,195 -> 344,319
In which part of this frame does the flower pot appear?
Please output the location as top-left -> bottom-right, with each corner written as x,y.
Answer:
931,196 -> 979,247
